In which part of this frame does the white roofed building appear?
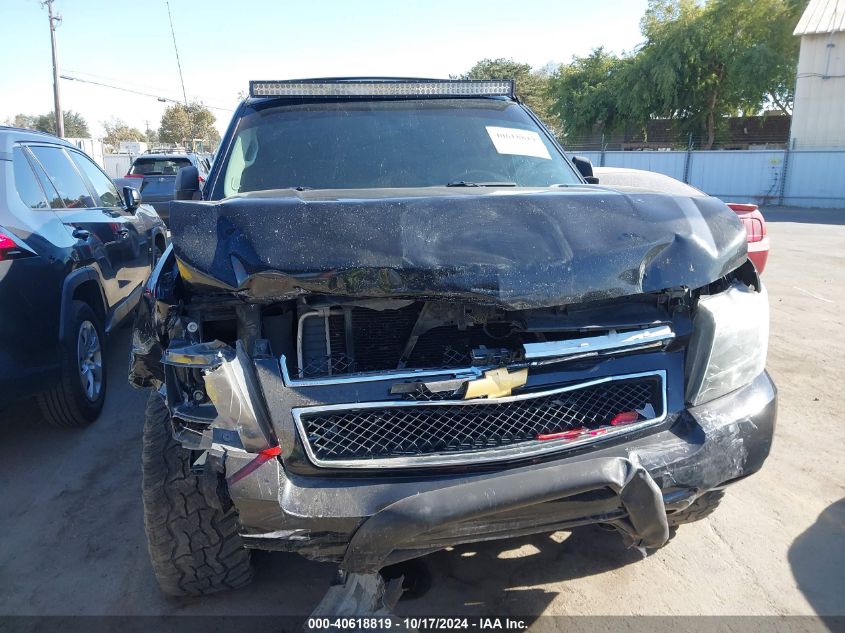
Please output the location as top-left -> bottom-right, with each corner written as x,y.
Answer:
790,0 -> 845,148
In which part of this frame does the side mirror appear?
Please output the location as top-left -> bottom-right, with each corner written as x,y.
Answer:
123,186 -> 141,213
175,166 -> 201,200
572,156 -> 599,184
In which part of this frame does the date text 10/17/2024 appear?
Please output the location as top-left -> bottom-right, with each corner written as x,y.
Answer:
307,618 -> 529,630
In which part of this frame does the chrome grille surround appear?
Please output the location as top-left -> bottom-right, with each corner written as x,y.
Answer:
293,370 -> 667,469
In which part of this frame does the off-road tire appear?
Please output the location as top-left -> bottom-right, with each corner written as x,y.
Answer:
142,391 -> 253,596
37,300 -> 107,428
667,490 -> 725,526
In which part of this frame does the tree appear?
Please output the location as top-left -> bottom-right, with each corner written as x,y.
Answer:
549,48 -> 633,139
102,118 -> 145,152
43,111 -> 90,137
5,114 -> 37,129
461,58 -> 561,135
5,111 -> 89,137
714,0 -> 805,116
159,102 -> 219,150
624,0 -> 805,148
545,0 -> 806,148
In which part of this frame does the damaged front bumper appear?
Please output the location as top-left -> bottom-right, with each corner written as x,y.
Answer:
141,262 -> 775,572
214,368 -> 775,570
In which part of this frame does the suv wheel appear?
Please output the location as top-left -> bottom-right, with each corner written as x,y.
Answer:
37,300 -> 107,427
667,490 -> 725,526
142,391 -> 253,596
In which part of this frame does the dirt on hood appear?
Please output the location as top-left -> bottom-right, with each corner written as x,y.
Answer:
168,186 -> 747,310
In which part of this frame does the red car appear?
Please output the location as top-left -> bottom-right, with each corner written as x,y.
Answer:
725,203 -> 769,272
592,167 -> 770,273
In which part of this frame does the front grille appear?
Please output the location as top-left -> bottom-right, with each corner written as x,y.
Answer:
295,373 -> 664,468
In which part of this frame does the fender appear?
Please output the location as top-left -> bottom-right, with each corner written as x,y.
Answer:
127,245 -> 176,389
59,267 -> 108,340
147,242 -> 175,294
150,227 -> 168,257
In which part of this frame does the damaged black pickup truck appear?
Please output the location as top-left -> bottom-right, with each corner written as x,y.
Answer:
130,79 -> 775,610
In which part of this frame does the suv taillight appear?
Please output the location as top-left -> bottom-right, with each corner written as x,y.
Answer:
0,230 -> 33,261
125,173 -> 145,178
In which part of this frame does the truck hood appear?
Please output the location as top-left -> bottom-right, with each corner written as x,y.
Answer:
169,186 -> 747,310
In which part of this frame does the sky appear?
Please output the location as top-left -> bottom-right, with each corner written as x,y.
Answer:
0,0 -> 650,139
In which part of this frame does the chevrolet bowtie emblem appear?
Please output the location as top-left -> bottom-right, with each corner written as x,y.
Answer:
463,368 -> 528,400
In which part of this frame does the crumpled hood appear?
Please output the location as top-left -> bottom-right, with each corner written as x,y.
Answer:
169,186 -> 747,309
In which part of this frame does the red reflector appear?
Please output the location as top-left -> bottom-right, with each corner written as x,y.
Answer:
227,445 -> 282,485
537,427 -> 587,441
610,411 -> 640,426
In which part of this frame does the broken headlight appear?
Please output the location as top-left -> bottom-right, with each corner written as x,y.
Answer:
685,280 -> 769,406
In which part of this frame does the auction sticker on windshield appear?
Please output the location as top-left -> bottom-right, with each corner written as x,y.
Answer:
486,126 -> 551,160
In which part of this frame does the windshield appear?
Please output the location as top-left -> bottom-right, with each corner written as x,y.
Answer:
130,157 -> 191,176
218,98 -> 579,196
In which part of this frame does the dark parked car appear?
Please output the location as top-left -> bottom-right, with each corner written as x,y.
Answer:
0,126 -> 167,427
130,79 -> 774,612
118,152 -> 209,224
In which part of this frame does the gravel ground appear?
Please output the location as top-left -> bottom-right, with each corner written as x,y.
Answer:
0,206 -> 842,620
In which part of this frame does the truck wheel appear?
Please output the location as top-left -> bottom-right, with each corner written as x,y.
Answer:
142,391 -> 253,596
38,300 -> 107,428
667,490 -> 725,526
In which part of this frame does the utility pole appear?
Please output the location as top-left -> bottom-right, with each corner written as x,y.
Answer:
43,0 -> 64,137
166,1 -> 188,107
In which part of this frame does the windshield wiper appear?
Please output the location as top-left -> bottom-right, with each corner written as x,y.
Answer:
446,181 -> 517,187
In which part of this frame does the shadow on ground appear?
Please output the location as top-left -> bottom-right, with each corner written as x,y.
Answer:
396,526 -> 646,618
0,326 -> 644,618
762,206 -> 845,225
788,498 -> 845,617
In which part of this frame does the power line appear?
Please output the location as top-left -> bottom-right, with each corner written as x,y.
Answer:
165,1 -> 188,106
59,74 -> 234,112
63,67 -> 183,94
61,75 -> 180,103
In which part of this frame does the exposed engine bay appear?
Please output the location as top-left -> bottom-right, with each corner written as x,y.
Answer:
132,257 -> 702,467
287,298 -> 675,382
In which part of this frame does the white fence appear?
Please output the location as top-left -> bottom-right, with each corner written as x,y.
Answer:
578,149 -> 845,208
103,154 -> 133,178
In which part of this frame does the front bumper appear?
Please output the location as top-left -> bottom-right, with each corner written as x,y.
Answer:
223,370 -> 776,569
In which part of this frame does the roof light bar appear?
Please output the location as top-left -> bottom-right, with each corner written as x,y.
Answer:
249,79 -> 514,99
